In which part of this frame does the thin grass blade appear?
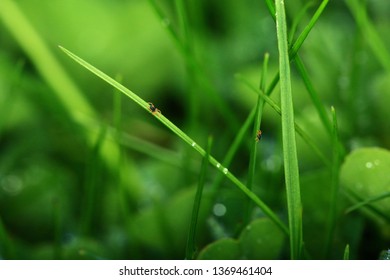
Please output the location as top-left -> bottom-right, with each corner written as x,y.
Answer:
244,53 -> 269,224
324,106 -> 341,258
345,0 -> 390,73
186,137 -> 212,260
343,244 -> 350,260
236,75 -> 331,167
275,0 -> 303,259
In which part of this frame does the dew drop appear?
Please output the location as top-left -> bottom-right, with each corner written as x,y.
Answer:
213,203 -> 227,217
191,142 -> 196,147
365,162 -> 373,169
216,163 -> 221,168
222,168 -> 228,174
1,174 -> 23,196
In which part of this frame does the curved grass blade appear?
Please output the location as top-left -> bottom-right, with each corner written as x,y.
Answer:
59,46 -> 288,235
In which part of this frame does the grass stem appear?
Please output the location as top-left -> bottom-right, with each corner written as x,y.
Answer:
185,137 -> 212,259
275,0 -> 303,259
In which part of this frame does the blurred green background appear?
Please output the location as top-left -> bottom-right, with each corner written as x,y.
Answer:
0,0 -> 390,260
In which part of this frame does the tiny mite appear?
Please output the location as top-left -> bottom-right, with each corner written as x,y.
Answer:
148,102 -> 161,116
255,130 -> 262,142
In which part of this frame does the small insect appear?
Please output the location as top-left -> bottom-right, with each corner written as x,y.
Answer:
148,102 -> 161,116
255,130 -> 262,142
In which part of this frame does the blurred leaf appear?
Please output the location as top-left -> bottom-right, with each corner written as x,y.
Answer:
31,237 -> 106,260
198,218 -> 285,260
239,218 -> 285,259
340,147 -> 390,223
197,238 -> 240,260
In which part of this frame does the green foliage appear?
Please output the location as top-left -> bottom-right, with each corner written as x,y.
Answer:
1,0 -> 390,260
198,218 -> 285,260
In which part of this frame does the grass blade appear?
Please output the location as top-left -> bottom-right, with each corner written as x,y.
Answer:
324,106 -> 341,258
209,107 -> 256,195
275,0 -> 303,259
244,53 -> 269,224
263,0 -> 333,137
345,191 -> 390,215
186,137 -> 212,260
294,57 -> 333,135
59,46 -> 289,235
236,75 -> 331,167
289,0 -> 329,59
345,0 -> 390,74
343,244 -> 350,260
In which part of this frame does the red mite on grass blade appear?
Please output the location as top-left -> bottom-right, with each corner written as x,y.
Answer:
148,102 -> 161,116
256,130 -> 262,142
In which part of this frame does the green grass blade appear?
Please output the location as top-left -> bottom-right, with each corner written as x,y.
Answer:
209,107 -> 256,195
289,0 -> 329,59
275,0 -> 303,259
186,137 -> 212,260
175,0 -> 192,51
343,244 -> 350,260
263,0 -> 332,137
264,0 -> 276,19
345,0 -> 390,74
324,106 -> 341,258
263,0 -> 329,61
247,53 -> 269,191
345,191 -> 390,214
113,75 -> 123,134
244,53 -> 269,224
288,2 -> 315,43
261,1 -> 333,144
236,75 -> 331,167
59,46 -> 288,235
174,0 -> 198,127
344,190 -> 390,223
81,126 -> 106,236
294,57 -> 333,135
